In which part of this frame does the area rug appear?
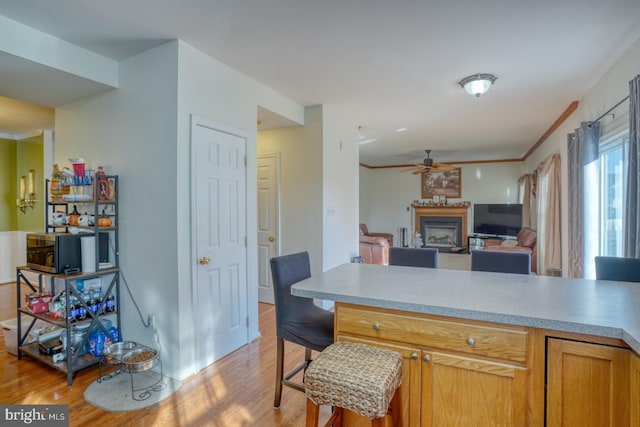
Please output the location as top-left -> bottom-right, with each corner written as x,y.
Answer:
84,369 -> 182,412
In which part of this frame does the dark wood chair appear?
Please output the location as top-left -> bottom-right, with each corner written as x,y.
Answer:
471,250 -> 531,275
389,247 -> 438,268
270,251 -> 334,408
595,256 -> 640,282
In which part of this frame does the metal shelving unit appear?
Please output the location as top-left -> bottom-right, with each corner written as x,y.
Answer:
16,175 -> 120,385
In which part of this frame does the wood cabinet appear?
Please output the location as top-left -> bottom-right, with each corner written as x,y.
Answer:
631,352 -> 640,426
335,303 -> 530,426
335,303 -> 640,427
546,338 -> 630,427
421,350 -> 527,426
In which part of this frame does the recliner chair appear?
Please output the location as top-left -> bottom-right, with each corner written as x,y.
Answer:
270,251 -> 334,408
359,223 -> 394,246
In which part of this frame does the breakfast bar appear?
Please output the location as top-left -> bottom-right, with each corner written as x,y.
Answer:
292,263 -> 640,427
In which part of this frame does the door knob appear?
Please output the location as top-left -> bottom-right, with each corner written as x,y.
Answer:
268,236 -> 275,241
199,257 -> 211,265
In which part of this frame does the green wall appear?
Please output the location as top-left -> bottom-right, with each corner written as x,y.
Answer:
0,138 -> 17,231
0,135 -> 44,232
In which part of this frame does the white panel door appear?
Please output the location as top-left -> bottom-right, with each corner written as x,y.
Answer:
193,120 -> 248,371
257,153 -> 280,304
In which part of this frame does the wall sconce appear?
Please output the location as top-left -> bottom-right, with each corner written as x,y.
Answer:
16,169 -> 36,213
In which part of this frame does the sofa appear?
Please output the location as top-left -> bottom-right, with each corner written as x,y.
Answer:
359,235 -> 389,265
359,223 -> 394,247
483,228 -> 537,273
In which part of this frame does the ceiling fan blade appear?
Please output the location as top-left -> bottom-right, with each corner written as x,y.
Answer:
432,162 -> 455,171
399,165 -> 422,172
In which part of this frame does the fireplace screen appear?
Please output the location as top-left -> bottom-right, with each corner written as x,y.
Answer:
420,216 -> 463,249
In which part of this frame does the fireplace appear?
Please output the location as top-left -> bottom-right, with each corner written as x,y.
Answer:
421,217 -> 462,249
413,205 -> 469,252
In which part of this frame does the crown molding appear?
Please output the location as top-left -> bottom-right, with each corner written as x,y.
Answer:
359,157 -> 524,170
0,129 -> 44,140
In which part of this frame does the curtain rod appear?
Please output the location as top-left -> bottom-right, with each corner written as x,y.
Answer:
588,95 -> 630,127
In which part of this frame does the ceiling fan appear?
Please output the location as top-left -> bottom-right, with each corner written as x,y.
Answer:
400,150 -> 456,174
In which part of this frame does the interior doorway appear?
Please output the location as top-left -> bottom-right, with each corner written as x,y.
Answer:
257,153 -> 281,304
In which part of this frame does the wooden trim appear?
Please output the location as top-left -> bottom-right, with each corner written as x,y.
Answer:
527,328 -> 546,427
523,100 -> 579,161
360,158 -> 522,169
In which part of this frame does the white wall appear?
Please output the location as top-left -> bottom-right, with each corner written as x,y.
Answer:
524,37 -> 640,276
360,162 -> 524,244
257,107 -> 324,277
55,39 -> 307,380
0,231 -> 26,283
322,105 -> 359,269
56,41 -> 181,375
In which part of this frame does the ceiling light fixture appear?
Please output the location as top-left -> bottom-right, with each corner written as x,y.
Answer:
458,73 -> 497,97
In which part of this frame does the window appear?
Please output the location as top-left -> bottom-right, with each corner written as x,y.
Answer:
583,128 -> 629,278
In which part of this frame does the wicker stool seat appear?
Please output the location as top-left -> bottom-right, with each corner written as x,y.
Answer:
304,342 -> 403,426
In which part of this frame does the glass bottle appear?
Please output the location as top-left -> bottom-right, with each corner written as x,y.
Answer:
50,164 -> 62,202
96,166 -> 109,201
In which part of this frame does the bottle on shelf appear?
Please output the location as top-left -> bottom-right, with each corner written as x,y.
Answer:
96,166 -> 110,201
50,164 -> 69,202
105,293 -> 116,313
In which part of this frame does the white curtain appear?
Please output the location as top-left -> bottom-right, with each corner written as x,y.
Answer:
518,174 -> 532,229
536,154 -> 561,275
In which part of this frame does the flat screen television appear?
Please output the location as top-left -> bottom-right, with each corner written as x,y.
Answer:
473,203 -> 523,237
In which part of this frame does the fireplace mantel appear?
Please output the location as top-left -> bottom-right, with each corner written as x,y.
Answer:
413,205 -> 469,249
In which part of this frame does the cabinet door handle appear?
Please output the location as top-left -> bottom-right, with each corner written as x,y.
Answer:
423,354 -> 431,362
199,257 -> 211,265
372,323 -> 380,331
467,337 -> 475,346
411,353 -> 418,360
268,236 -> 275,242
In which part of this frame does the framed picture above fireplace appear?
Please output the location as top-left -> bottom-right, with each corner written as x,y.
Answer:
421,168 -> 461,199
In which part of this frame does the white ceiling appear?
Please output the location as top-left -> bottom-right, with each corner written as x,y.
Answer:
1,0 -> 639,165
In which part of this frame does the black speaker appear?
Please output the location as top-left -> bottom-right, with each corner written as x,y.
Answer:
98,232 -> 109,263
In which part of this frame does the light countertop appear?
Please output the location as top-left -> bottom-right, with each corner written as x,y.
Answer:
291,263 -> 640,354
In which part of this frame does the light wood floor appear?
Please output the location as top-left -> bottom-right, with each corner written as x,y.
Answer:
0,282 -> 330,426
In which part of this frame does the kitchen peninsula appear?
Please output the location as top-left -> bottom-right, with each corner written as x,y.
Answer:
292,263 -> 640,427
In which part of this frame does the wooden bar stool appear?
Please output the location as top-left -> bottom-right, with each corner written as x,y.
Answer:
304,341 -> 403,427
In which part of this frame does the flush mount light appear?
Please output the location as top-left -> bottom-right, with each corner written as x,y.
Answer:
458,73 -> 497,97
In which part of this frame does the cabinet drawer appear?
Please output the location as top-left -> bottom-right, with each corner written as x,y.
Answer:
336,304 -> 527,363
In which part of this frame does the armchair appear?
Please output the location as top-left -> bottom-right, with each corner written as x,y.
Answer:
359,223 -> 393,246
359,235 -> 390,265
